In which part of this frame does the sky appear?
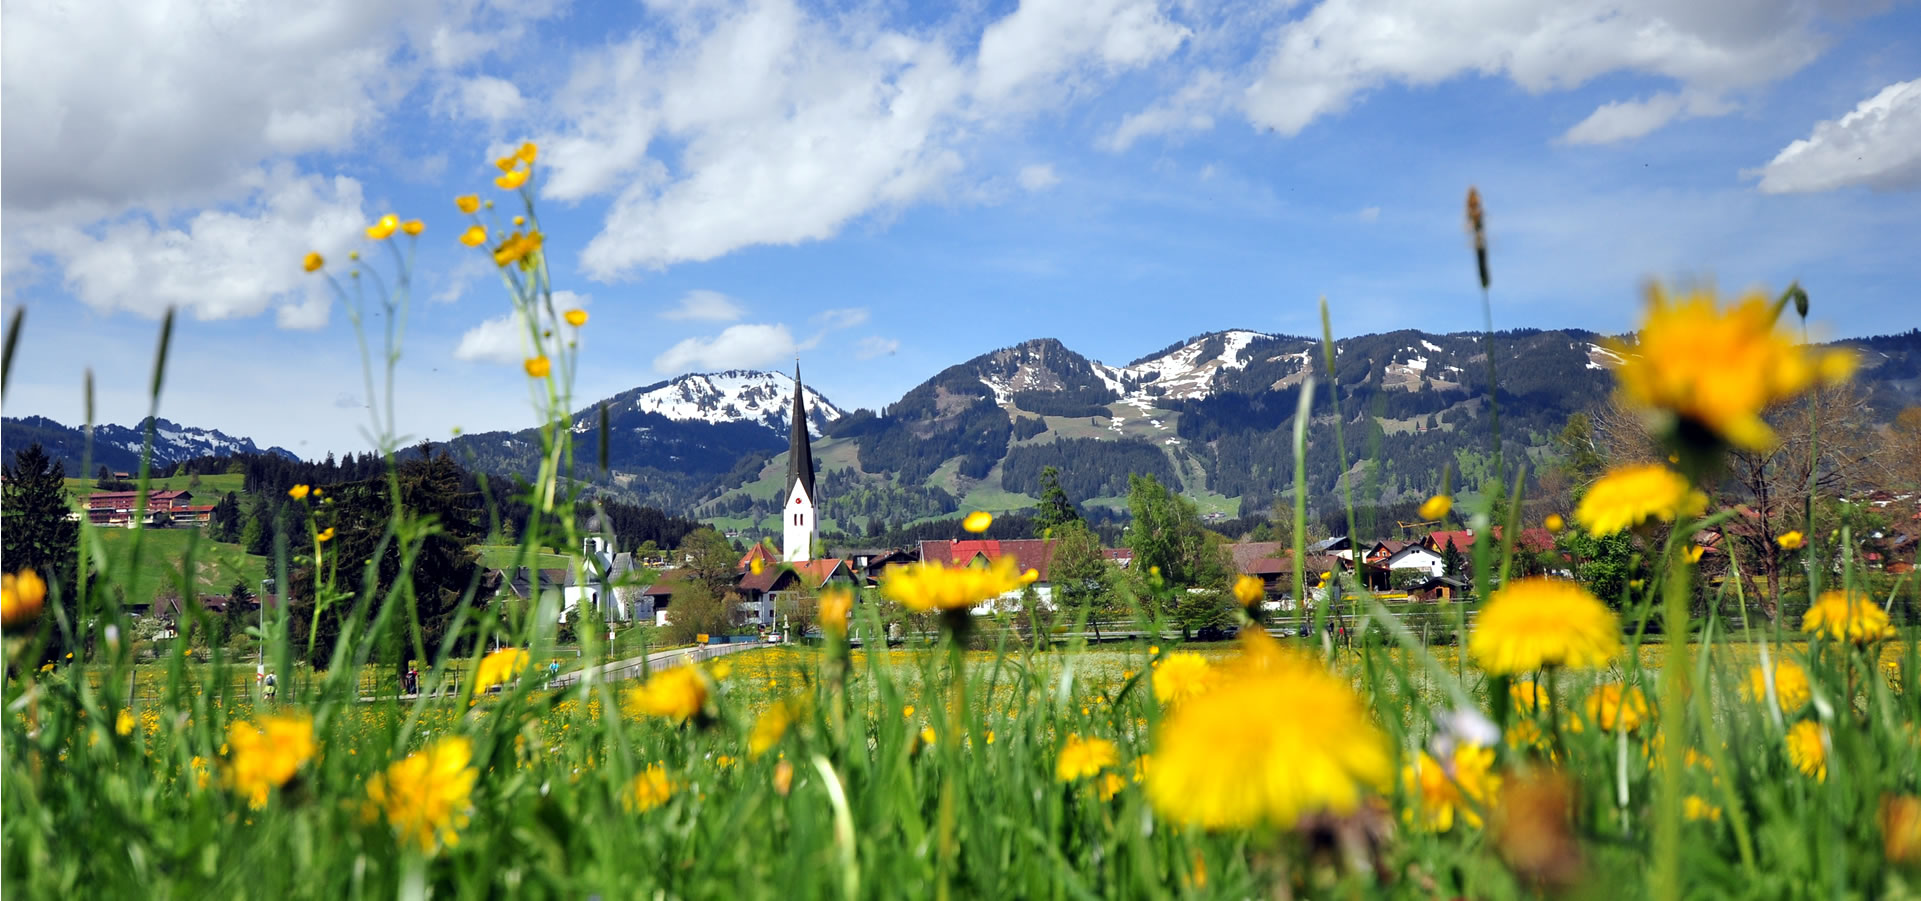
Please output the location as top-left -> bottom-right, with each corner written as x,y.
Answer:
3,0 -> 1920,459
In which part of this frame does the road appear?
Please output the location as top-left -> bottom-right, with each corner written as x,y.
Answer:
546,641 -> 770,689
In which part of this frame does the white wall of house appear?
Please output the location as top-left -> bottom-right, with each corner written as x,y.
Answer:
1385,546 -> 1446,579
974,584 -> 1054,615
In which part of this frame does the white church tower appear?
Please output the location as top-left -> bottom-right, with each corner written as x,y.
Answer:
781,363 -> 818,562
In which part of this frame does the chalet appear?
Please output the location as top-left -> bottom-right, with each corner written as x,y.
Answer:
1406,575 -> 1471,602
637,570 -> 697,628
1225,542 -> 1352,607
1425,530 -> 1476,554
84,489 -> 195,526
916,538 -> 1057,613
1102,547 -> 1135,568
1307,536 -> 1355,560
1382,543 -> 1447,580
829,547 -> 916,585
735,558 -> 858,626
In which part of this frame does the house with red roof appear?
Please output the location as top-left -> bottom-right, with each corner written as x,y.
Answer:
735,557 -> 858,627
915,538 -> 1057,613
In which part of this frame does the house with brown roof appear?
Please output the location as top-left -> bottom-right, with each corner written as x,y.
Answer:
735,557 -> 857,626
83,489 -> 195,526
916,538 -> 1058,613
1224,542 -> 1354,607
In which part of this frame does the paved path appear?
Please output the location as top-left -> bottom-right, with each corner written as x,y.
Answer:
547,641 -> 770,690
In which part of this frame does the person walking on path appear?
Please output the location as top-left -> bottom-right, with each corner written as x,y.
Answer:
263,673 -> 277,703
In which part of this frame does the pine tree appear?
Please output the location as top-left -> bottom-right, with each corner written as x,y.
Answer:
1031,465 -> 1082,537
3,445 -> 81,648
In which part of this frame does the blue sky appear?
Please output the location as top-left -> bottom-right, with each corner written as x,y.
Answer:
4,0 -> 1920,459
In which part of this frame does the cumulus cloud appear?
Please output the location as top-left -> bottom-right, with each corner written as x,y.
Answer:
1753,78 -> 1921,194
1242,0 -> 1829,140
653,323 -> 805,373
447,74 -> 526,123
976,0 -> 1190,102
1101,70 -> 1224,151
660,289 -> 748,321
1017,164 -> 1061,191
854,336 -> 900,359
454,290 -> 590,364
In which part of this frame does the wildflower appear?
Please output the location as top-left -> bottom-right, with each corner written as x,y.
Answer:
1611,285 -> 1857,453
116,709 -> 135,736
962,510 -> 993,533
920,726 -> 938,745
491,230 -> 544,268
524,356 -> 551,379
366,214 -> 399,240
1419,494 -> 1452,521
455,195 -> 480,214
1510,679 -> 1549,713
1576,684 -> 1650,733
818,588 -> 852,637
773,760 -> 794,796
1684,545 -> 1705,564
460,225 -> 488,247
1402,743 -> 1500,831
189,756 -> 212,790
401,219 -> 425,236
1152,652 -> 1213,706
902,705 -> 915,719
622,665 -> 708,722
2,569 -> 47,629
749,699 -> 796,757
513,215 -> 525,226
516,141 -> 537,164
1506,719 -> 1549,754
494,154 -> 519,172
475,647 -> 529,691
1741,660 -> 1811,712
1777,531 -> 1805,550
1233,574 -> 1265,607
1056,734 -> 1119,782
1469,578 -> 1621,674
1544,513 -> 1565,533
302,252 -> 323,273
1097,772 -> 1126,801
1684,795 -> 1722,822
495,168 -> 529,190
1574,464 -> 1708,536
315,527 -> 335,543
1801,589 -> 1895,644
564,309 -> 588,327
1147,630 -> 1391,829
1882,795 -> 1921,864
986,730 -> 996,745
226,714 -> 317,808
878,557 -> 1026,613
288,484 -> 311,500
624,764 -> 676,812
365,736 -> 477,852
1785,720 -> 1827,782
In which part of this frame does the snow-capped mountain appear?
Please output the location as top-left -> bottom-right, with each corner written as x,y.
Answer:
1107,329 -> 1286,402
614,370 -> 843,437
2,415 -> 300,473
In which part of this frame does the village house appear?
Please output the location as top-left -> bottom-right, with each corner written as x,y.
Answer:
81,488 -> 196,527
915,538 -> 1057,613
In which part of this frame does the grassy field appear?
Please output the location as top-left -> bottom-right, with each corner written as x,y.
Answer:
87,527 -> 269,600
66,472 -> 248,498
471,544 -> 576,570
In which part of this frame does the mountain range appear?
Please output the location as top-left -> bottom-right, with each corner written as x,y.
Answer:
0,415 -> 299,476
7,328 -> 1917,536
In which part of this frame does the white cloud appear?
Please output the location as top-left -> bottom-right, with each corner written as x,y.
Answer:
448,74 -> 527,122
1754,78 -> 1921,194
976,0 -> 1191,102
1242,0 -> 1829,140
1561,92 -> 1689,145
1356,206 -> 1380,223
660,289 -> 748,321
812,307 -> 870,330
1102,70 -> 1224,151
1017,164 -> 1061,191
454,289 -> 590,364
653,323 -> 804,373
24,168 -> 367,327
854,336 -> 900,359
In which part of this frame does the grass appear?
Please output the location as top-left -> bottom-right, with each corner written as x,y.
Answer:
88,527 -> 269,600
67,472 -> 247,498
471,544 -> 575,570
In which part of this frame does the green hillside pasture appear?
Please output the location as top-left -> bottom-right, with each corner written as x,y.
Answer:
88,528 -> 269,603
67,472 -> 248,500
472,545 -> 576,571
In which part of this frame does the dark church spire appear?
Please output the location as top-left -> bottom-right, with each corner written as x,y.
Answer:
786,362 -> 816,502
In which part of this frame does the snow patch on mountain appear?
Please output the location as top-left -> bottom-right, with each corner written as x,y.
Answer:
1585,343 -> 1625,371
85,418 -> 300,464
618,370 -> 843,437
1118,329 -> 1272,402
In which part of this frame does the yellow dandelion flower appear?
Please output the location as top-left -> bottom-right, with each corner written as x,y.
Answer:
1684,795 -> 1722,822
315,527 -> 335,543
189,756 -> 212,790
1419,494 -> 1452,521
622,665 -> 708,722
495,168 -> 529,190
1147,630 -> 1391,829
1802,589 -> 1895,644
962,510 -> 993,533
564,309 -> 588,327
1056,734 -> 1119,782
1469,578 -> 1621,674
524,356 -> 551,379
1611,285 -> 1857,452
1777,531 -> 1805,550
302,252 -> 323,273
879,556 -> 1025,613
1785,720 -> 1827,782
818,588 -> 852,637
116,709 -> 135,736
459,224 -> 487,247
749,699 -> 796,757
1544,513 -> 1565,533
1402,743 -> 1500,831
288,484 -> 311,500
1575,683 -> 1650,734
3,569 -> 48,629
366,214 -> 399,240
1741,660 -> 1811,712
1505,719 -> 1549,754
1232,574 -> 1264,607
475,647 -> 529,691
455,194 -> 480,214
1575,463 -> 1708,536
1097,771 -> 1126,801
366,736 -> 477,852
902,705 -> 915,718
226,714 -> 317,809
624,764 -> 676,812
1510,679 -> 1549,713
1152,652 -> 1214,706
920,726 -> 938,746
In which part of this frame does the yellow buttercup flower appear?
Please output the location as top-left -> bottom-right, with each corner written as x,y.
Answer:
475,647 -> 529,691
1544,513 -> 1565,533
492,230 -> 543,268
455,194 -> 480,214
1056,734 -> 1119,782
288,484 -> 311,500
1612,285 -> 1856,452
1684,545 -> 1706,564
366,214 -> 399,240
818,588 -> 852,637
1152,652 -> 1213,706
524,356 -> 551,379
1232,574 -> 1264,607
1577,683 -> 1650,733
495,168 -> 529,190
315,527 -> 335,543
1785,720 -> 1827,782
1470,578 -> 1621,674
962,510 -> 993,533
516,141 -> 538,164
920,726 -> 938,746
400,219 -> 425,236
564,309 -> 588,327
749,699 -> 797,757
1742,660 -> 1811,712
1777,531 -> 1805,550
513,215 -> 525,226
1510,679 -> 1549,712
1097,771 -> 1126,801
878,557 -> 1025,613
1147,630 -> 1391,829
622,665 -> 708,722
226,714 -> 317,809
624,764 -> 677,812
494,154 -> 519,172
302,252 -> 323,273
1402,743 -> 1500,831
365,736 -> 477,852
116,709 -> 135,736
2,569 -> 47,629
1684,795 -> 1722,822
1802,589 -> 1895,644
1419,494 -> 1452,521
1575,464 -> 1707,536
